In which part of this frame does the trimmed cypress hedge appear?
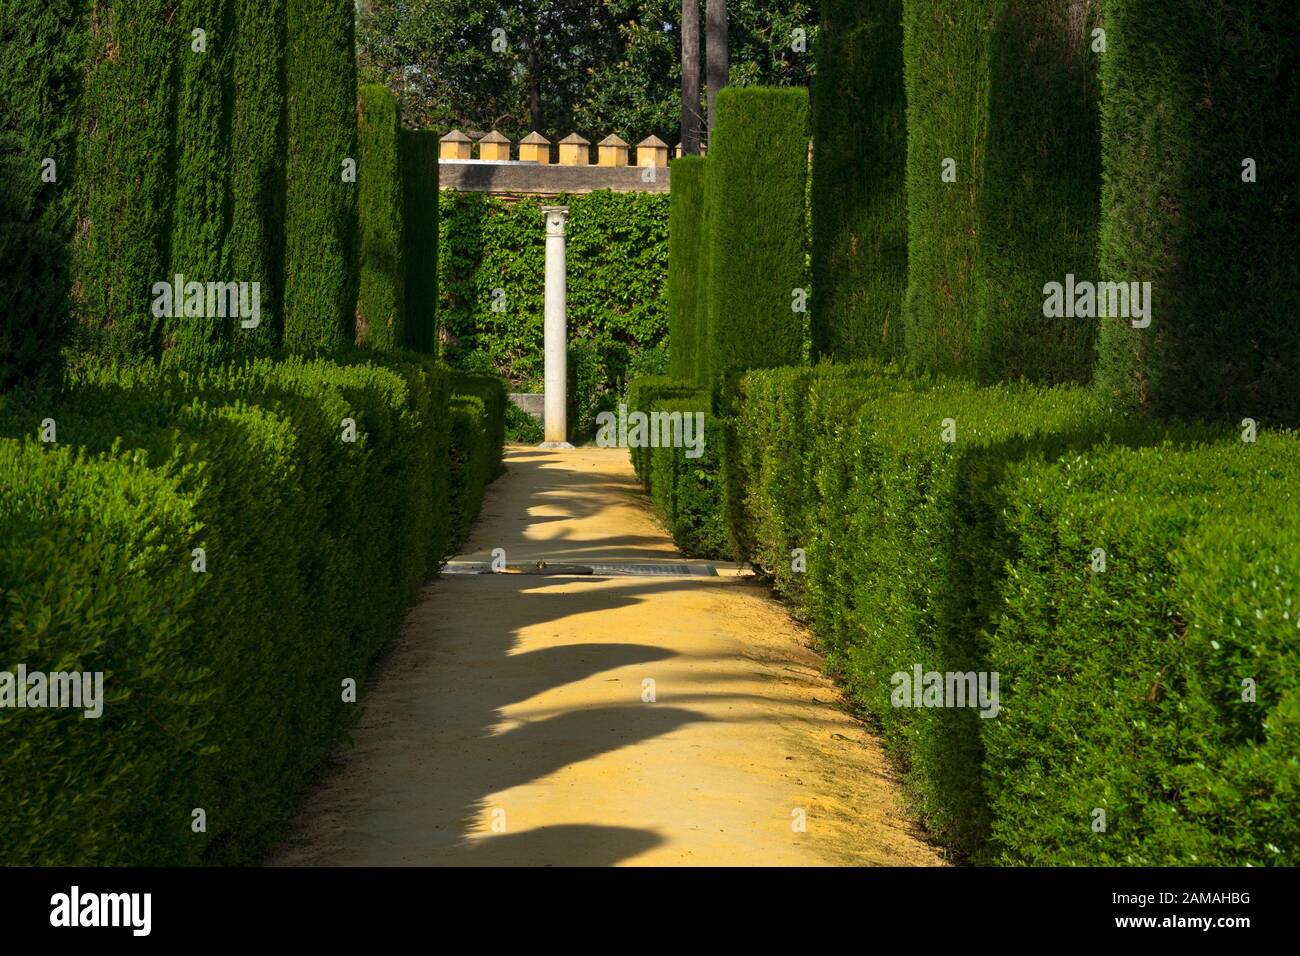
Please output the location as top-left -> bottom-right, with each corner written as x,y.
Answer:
1094,0 -> 1299,425
811,0 -> 907,361
226,0 -> 288,355
283,0 -> 358,350
356,84 -> 405,351
901,0 -> 1101,384
165,0 -> 236,366
702,87 -> 809,384
667,156 -> 706,382
401,129 -> 440,354
0,352 -> 467,864
70,0 -> 180,364
0,0 -> 87,390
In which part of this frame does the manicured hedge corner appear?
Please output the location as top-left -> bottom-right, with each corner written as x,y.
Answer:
283,0 -> 358,350
902,0 -> 1101,383
1095,0 -> 1299,425
703,86 -> 809,384
401,129 -> 441,354
626,375 -> 706,487
667,156 -> 706,383
987,436 -> 1300,865
357,84 -> 405,351
812,0 -> 907,362
448,370 -> 508,546
641,390 -> 729,560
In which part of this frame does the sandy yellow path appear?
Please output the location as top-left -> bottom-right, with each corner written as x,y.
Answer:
271,446 -> 942,866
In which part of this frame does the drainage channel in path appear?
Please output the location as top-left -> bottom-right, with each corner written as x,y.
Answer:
442,560 -> 719,577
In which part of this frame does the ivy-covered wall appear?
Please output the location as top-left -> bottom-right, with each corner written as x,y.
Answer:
438,190 -> 668,391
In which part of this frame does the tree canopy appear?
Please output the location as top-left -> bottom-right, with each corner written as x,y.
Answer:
357,0 -> 817,145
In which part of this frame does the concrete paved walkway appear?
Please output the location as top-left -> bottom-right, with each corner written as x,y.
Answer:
271,446 -> 942,866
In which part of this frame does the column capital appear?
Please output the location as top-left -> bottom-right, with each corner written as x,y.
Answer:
541,205 -> 570,237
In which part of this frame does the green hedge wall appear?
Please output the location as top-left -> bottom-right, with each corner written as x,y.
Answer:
283,0 -> 357,350
626,375 -> 708,486
448,370 -> 507,545
811,0 -> 907,361
713,361 -> 1300,864
165,0 -> 236,366
0,353 -> 461,864
988,437 -> 1300,865
667,156 -> 706,382
1094,0 -> 1299,425
0,0 -> 87,390
439,190 -> 668,391
356,84 -> 405,351
225,0 -> 287,354
901,0 -> 1101,384
645,393 -> 730,560
401,129 -> 440,354
70,0 -> 180,364
703,87 -> 809,384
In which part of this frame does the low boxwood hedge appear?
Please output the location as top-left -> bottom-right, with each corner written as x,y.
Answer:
0,352 -> 501,865
987,435 -> 1300,865
645,393 -> 729,561
448,370 -> 507,546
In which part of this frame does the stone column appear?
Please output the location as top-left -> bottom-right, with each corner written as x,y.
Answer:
540,206 -> 573,448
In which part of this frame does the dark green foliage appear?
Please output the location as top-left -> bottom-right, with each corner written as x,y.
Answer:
811,0 -> 907,361
165,0 -> 236,365
667,156 -> 706,382
400,129 -> 440,353
722,361 -> 1300,864
0,437 -> 206,865
439,189 -> 668,391
448,370 -> 507,544
1094,0 -> 1299,424
0,0 -> 87,390
70,0 -> 180,364
226,0 -> 288,355
283,0 -> 358,350
356,84 -> 405,351
567,338 -> 615,442
626,375 -> 705,485
703,87 -> 809,383
0,352 -> 456,864
645,393 -> 730,559
901,0 -> 1101,383
987,436 -> 1300,865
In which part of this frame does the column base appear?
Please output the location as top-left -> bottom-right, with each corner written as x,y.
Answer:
537,441 -> 575,449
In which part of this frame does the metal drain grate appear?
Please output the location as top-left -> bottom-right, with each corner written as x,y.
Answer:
589,562 -> 717,577
442,560 -> 717,577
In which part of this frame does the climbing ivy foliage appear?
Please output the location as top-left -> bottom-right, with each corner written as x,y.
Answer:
438,190 -> 668,389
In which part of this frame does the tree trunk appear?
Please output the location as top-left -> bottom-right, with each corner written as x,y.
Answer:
528,42 -> 542,134
681,0 -> 701,155
705,0 -> 727,143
